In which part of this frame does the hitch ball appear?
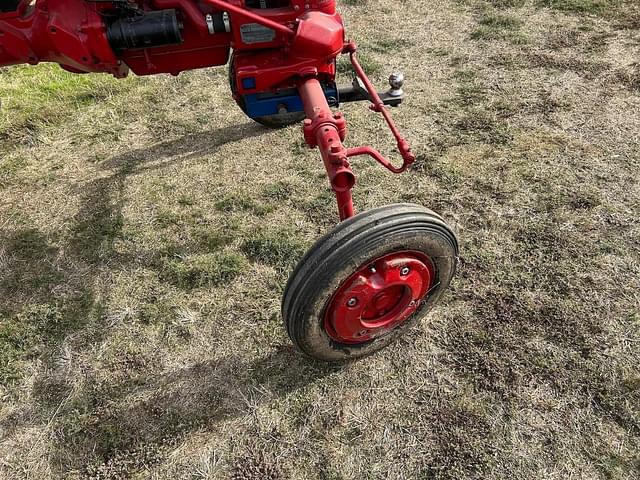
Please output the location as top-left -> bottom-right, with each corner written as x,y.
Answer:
388,72 -> 405,97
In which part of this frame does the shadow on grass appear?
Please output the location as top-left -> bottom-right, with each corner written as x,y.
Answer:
0,172 -> 124,388
47,346 -> 340,475
1,122 -> 292,474
100,122 -> 266,175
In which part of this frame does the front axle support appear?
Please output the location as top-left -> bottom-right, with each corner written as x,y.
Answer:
299,78 -> 355,220
298,43 -> 417,220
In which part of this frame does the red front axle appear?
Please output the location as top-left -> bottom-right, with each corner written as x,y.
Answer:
298,42 -> 415,220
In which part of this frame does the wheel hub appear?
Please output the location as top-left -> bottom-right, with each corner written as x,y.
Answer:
324,251 -> 434,344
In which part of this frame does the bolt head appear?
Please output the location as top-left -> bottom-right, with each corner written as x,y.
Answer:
400,266 -> 410,276
347,297 -> 358,307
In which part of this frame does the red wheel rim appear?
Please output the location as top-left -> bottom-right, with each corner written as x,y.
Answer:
323,251 -> 435,345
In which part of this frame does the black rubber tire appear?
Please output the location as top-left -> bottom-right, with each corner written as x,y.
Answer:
228,55 -> 305,129
282,203 -> 459,362
249,110 -> 306,129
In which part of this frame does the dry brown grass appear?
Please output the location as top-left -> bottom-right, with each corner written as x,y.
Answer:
1,0 -> 639,478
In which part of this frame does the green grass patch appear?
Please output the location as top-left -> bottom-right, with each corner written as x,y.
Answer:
241,228 -> 307,270
161,251 -> 248,289
478,12 -> 523,28
455,109 -> 512,145
262,181 -> 295,201
0,64 -> 133,148
0,297 -> 98,386
0,154 -> 28,187
0,312 -> 41,384
538,0 -> 640,27
486,0 -> 527,7
337,51 -> 382,78
367,38 -> 414,54
538,0 -> 620,14
471,12 -> 528,43
194,229 -> 234,252
215,192 -> 273,216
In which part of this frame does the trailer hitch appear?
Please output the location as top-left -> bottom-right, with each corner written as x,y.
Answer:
338,73 -> 405,108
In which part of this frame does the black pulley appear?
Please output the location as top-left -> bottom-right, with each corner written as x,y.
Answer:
107,9 -> 183,50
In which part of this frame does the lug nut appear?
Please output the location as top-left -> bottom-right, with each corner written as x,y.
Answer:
347,297 -> 358,307
401,266 -> 410,276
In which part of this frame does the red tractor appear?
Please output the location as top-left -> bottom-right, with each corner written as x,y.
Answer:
0,0 -> 459,361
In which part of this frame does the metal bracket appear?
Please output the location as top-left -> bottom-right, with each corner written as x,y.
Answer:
338,76 -> 405,107
340,42 -> 415,173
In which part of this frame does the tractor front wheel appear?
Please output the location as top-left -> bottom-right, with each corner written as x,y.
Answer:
282,204 -> 459,362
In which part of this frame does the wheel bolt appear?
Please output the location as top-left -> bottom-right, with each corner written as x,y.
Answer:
401,266 -> 410,276
369,266 -> 377,273
347,297 -> 358,307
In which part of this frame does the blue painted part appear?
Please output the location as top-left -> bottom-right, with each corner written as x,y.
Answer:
242,77 -> 257,90
242,86 -> 338,118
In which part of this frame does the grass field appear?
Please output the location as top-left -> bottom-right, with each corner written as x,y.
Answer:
1,0 -> 639,478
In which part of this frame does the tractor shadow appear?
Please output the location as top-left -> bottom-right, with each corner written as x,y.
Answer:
100,122 -> 267,175
1,122 -> 267,319
1,121 -> 329,474
47,347 -> 341,474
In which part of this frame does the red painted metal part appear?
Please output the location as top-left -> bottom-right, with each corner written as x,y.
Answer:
205,0 -> 296,37
296,41 -> 417,219
343,42 -> 416,173
120,0 -> 232,76
299,77 -> 355,221
324,251 -> 435,344
0,0 -> 127,76
232,10 -> 343,95
0,1 -> 343,81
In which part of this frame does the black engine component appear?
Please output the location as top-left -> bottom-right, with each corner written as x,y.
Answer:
107,9 -> 183,50
0,0 -> 20,13
245,0 -> 289,8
